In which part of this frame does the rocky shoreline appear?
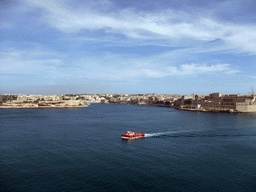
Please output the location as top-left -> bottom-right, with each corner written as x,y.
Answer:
0,99 -> 88,109
0,105 -> 88,109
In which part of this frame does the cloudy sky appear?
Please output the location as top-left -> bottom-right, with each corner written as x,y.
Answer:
1,0 -> 256,95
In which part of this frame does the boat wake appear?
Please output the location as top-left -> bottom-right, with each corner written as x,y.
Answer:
144,131 -> 180,137
144,131 -> 256,138
144,129 -> 198,138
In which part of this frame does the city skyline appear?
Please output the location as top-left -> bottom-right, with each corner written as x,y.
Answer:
1,0 -> 256,95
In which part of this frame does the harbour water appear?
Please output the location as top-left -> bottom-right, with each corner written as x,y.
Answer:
1,104 -> 256,191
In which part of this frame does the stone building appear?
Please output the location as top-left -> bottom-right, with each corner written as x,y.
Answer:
210,93 -> 223,99
0,95 -> 2,105
203,94 -> 256,112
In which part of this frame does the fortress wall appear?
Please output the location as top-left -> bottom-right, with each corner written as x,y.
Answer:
236,104 -> 256,112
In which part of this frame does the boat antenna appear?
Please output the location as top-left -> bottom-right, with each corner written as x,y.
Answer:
252,86 -> 255,96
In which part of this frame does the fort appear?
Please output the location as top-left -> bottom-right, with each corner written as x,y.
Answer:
173,93 -> 256,113
0,94 -> 88,108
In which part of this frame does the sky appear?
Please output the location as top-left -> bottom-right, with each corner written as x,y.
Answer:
1,0 -> 256,95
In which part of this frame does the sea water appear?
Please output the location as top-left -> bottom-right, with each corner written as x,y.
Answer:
1,104 -> 256,191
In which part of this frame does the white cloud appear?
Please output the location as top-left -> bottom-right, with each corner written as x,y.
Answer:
225,29 -> 256,54
0,22 -> 13,29
0,49 -> 63,75
78,62 -> 239,80
0,46 -> 241,87
142,69 -> 168,78
18,0 -> 256,54
167,63 -> 239,76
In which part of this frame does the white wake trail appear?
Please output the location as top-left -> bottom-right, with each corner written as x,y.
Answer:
144,131 -> 177,137
144,129 -> 196,137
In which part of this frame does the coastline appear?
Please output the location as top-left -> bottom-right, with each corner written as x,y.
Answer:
0,105 -> 88,109
0,102 -> 249,113
176,107 -> 240,113
110,102 -> 242,113
1,92 -> 256,113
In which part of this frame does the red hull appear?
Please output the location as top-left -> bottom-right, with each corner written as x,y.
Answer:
121,131 -> 145,139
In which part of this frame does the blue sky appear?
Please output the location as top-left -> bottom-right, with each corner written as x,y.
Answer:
1,0 -> 256,95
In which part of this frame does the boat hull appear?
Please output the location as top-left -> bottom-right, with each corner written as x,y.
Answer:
121,136 -> 144,139
121,133 -> 145,139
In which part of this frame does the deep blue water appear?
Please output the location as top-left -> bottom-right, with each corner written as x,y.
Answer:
1,104 -> 256,192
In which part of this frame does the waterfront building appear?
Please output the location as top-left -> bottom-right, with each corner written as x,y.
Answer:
210,93 -> 223,99
200,93 -> 256,112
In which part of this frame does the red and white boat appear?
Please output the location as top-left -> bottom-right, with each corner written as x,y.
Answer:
121,131 -> 145,139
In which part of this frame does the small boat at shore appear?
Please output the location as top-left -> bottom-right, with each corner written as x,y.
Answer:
121,131 -> 145,139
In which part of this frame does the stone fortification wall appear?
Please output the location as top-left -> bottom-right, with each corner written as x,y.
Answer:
236,104 -> 256,112
0,98 -> 87,108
